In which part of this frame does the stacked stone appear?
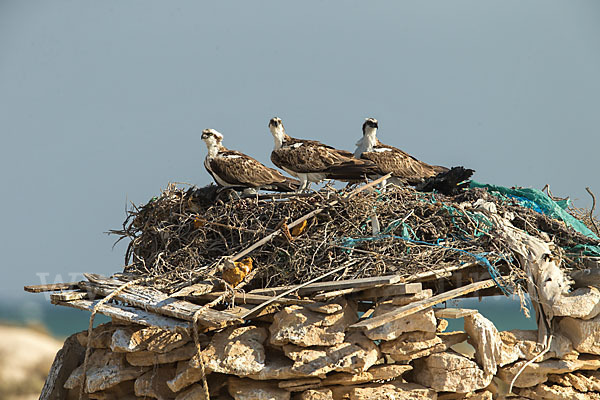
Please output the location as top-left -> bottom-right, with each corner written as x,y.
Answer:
51,288 -> 600,399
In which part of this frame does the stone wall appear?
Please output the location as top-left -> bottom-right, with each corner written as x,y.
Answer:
43,291 -> 600,399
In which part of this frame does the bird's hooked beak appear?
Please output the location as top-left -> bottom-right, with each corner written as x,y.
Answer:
269,117 -> 282,129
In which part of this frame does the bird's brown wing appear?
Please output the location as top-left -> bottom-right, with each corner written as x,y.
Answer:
271,138 -> 372,173
361,144 -> 442,184
210,150 -> 286,187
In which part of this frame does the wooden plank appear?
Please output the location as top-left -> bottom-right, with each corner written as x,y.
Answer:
313,282 -> 421,301
54,298 -> 190,332
433,308 -> 478,319
313,287 -> 366,300
249,275 -> 402,297
349,279 -> 498,332
354,282 -> 422,300
194,292 -> 318,306
24,282 -> 80,293
226,303 -> 280,319
49,291 -> 89,302
80,274 -> 241,329
405,262 -> 478,283
169,281 -> 216,298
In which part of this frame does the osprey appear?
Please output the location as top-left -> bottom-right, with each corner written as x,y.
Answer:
268,117 -> 378,190
354,118 -> 474,194
201,129 -> 299,192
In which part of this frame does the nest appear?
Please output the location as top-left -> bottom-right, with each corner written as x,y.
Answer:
110,182 -> 599,294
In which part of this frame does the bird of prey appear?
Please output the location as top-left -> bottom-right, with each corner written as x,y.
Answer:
354,118 -> 474,194
268,117 -> 378,190
201,128 -> 299,192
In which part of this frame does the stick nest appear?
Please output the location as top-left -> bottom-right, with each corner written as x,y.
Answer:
110,183 -> 598,293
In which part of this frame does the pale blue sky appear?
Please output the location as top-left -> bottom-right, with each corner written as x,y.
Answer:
1,1 -> 599,299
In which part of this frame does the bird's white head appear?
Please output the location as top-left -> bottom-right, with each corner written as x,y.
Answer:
354,118 -> 379,157
362,118 -> 379,137
268,117 -> 286,150
201,129 -> 224,157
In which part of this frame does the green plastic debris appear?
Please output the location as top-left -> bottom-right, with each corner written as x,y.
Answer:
470,181 -> 599,241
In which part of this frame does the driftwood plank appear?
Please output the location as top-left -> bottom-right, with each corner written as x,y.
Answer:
349,279 -> 497,332
227,303 -> 280,319
433,308 -> 478,319
194,292 -> 318,306
249,275 -> 402,297
169,281 -> 216,298
405,262 -> 478,283
80,274 -> 241,329
55,298 -> 190,332
314,282 -> 421,301
24,282 -> 80,293
354,282 -> 422,300
49,291 -> 88,302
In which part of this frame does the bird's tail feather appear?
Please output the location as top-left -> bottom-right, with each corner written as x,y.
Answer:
416,166 -> 475,195
267,177 -> 301,192
324,161 -> 381,182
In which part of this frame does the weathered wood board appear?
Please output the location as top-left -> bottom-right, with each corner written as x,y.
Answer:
195,291 -> 318,306
433,308 -> 478,319
249,275 -> 403,297
49,291 -> 88,302
80,274 -> 242,329
349,279 -> 497,332
24,282 -> 80,293
54,298 -> 191,332
354,282 -> 423,300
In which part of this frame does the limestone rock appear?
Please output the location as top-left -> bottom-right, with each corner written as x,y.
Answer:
464,313 -> 501,375
77,323 -> 122,349
299,388 -> 333,400
228,377 -> 290,400
203,325 -> 267,376
553,287 -> 600,320
167,360 -> 204,393
126,342 -> 197,366
386,289 -> 433,306
381,331 -> 467,362
517,383 -> 600,400
305,303 -> 343,314
499,330 -> 576,366
278,377 -> 321,392
559,315 -> 600,355
134,366 -> 177,399
322,364 -> 412,385
283,332 -> 380,376
64,349 -> 149,393
437,318 -> 449,333
270,299 -> 357,347
497,355 -> 600,388
174,384 -> 208,400
111,327 -> 145,353
548,371 -> 600,392
86,381 -> 135,399
346,381 -> 437,400
364,308 -> 436,341
247,354 -> 311,380
413,351 -> 493,393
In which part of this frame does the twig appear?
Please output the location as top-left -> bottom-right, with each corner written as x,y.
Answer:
229,173 -> 392,262
586,187 -> 599,235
